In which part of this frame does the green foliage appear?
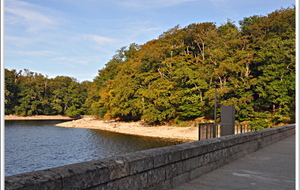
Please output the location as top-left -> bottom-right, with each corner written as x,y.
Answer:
5,69 -> 89,116
5,7 -> 295,129
90,6 -> 295,127
4,69 -> 21,114
250,119 -> 269,130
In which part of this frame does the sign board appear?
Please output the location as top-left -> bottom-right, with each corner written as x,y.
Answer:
220,106 -> 235,136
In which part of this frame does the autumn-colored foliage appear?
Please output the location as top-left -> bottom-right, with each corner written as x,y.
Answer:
5,7 -> 295,127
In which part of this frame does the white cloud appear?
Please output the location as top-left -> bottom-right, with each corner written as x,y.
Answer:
155,0 -> 198,7
50,56 -> 90,65
6,7 -> 56,26
14,50 -> 58,56
123,22 -> 162,43
5,0 -> 63,33
118,0 -> 197,9
84,34 -> 116,45
209,0 -> 231,10
4,35 -> 32,48
64,34 -> 120,57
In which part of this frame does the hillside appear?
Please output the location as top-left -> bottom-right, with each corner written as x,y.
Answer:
90,7 -> 295,127
5,7 -> 295,128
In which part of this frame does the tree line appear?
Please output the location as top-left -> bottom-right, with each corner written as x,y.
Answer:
5,69 -> 91,116
5,7 -> 295,128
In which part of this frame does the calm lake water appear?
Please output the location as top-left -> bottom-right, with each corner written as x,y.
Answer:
5,120 -> 183,176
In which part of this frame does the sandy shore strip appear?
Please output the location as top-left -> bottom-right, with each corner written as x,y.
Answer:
4,115 -> 78,121
56,117 -> 199,142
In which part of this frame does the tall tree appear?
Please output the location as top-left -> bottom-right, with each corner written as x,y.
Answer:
4,69 -> 21,114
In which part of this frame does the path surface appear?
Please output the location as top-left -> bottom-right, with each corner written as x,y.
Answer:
173,134 -> 295,190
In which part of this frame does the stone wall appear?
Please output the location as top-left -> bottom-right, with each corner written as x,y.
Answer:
5,124 -> 295,190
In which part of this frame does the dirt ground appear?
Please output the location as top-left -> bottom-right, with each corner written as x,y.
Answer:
56,117 -> 198,142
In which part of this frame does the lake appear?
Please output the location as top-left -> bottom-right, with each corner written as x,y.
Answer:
5,120 -> 183,176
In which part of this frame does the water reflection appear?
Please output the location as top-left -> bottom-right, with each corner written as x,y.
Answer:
89,129 -> 183,156
5,120 -> 183,176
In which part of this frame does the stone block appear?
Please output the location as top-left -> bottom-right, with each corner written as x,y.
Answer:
190,140 -> 209,154
97,156 -> 129,181
257,128 -> 277,138
165,162 -> 183,179
144,146 -> 170,168
89,183 -> 108,190
230,143 -> 243,155
177,143 -> 197,159
167,145 -> 184,163
205,138 -> 222,152
132,172 -> 148,189
213,148 -> 226,160
49,160 -> 109,189
181,157 -> 196,173
106,175 -> 134,190
5,169 -> 62,190
147,167 -> 165,185
214,157 -> 227,169
122,151 -> 154,175
215,135 -> 236,148
145,145 -> 184,168
177,141 -> 211,159
263,135 -> 272,142
193,154 -> 204,167
202,152 -> 211,166
219,132 -> 253,147
189,162 -> 215,180
212,149 -> 228,164
229,150 -> 247,162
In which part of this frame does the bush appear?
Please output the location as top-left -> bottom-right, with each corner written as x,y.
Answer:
250,119 -> 269,130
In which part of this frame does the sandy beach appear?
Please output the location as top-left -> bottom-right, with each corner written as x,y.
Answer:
56,117 -> 199,142
4,115 -> 199,142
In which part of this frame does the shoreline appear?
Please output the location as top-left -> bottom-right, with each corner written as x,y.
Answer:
56,117 -> 198,142
4,115 -> 199,142
4,115 -> 80,121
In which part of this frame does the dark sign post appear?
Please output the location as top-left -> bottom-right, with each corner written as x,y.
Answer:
220,106 -> 235,136
213,85 -> 220,138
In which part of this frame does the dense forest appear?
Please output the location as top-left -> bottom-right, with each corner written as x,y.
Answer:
5,69 -> 91,116
5,7 -> 295,128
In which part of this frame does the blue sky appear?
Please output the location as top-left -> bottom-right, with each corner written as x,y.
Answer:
4,0 -> 295,82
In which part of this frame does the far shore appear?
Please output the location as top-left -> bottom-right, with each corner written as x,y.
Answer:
4,115 -> 199,142
4,115 -> 81,121
55,117 -> 198,142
